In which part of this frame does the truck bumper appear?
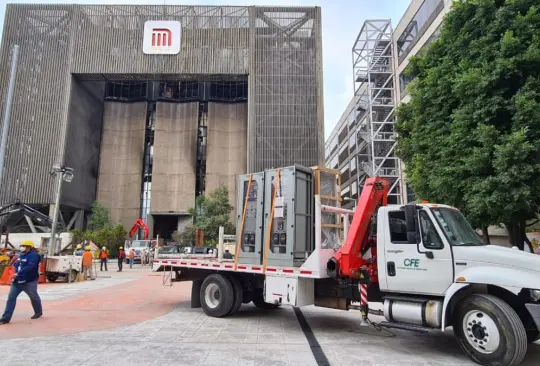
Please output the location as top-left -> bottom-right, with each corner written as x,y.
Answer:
525,303 -> 540,329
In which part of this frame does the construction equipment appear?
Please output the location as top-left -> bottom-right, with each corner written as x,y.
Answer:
129,218 -> 150,240
152,166 -> 540,366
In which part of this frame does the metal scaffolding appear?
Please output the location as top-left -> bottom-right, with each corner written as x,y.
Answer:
352,20 -> 402,204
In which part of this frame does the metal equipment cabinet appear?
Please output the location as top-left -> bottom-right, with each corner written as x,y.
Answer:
235,172 -> 265,265
263,165 -> 314,268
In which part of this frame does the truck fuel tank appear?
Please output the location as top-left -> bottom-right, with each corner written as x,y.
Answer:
383,298 -> 443,328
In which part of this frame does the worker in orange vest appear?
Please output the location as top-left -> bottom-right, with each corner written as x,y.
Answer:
128,249 -> 135,269
117,246 -> 126,272
99,247 -> 109,271
82,246 -> 94,280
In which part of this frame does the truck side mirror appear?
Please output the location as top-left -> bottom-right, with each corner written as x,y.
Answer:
403,204 -> 419,244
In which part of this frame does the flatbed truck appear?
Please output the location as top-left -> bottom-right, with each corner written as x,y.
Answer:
153,171 -> 540,366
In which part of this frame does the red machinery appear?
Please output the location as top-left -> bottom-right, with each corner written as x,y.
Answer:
327,176 -> 389,280
129,218 -> 150,240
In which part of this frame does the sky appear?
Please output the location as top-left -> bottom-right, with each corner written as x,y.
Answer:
0,0 -> 410,139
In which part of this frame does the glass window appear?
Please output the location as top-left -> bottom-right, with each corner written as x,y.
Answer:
419,211 -> 444,249
349,134 -> 356,149
396,0 -> 444,61
330,155 -> 338,169
431,208 -> 484,247
399,70 -> 415,97
350,158 -> 357,172
389,211 -> 409,243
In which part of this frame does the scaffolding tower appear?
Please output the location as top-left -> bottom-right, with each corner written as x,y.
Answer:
352,20 -> 402,204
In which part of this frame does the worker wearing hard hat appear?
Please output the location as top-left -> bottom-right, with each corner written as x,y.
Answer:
117,246 -> 126,272
0,240 -> 43,324
73,244 -> 83,256
82,245 -> 94,280
99,246 -> 109,271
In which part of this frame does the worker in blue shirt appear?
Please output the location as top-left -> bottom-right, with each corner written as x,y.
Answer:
0,240 -> 43,324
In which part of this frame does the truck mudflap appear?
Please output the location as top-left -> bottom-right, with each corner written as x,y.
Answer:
525,303 -> 540,329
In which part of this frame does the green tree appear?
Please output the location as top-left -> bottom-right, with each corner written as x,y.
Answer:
187,185 -> 235,244
396,0 -> 540,250
88,202 -> 113,230
172,224 -> 196,246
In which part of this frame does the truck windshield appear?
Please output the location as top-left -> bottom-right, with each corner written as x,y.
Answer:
430,207 -> 484,246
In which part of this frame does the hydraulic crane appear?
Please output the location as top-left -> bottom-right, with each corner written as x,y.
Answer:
326,176 -> 388,279
129,218 -> 150,240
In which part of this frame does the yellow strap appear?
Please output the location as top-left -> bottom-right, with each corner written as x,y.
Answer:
262,168 -> 280,273
234,174 -> 253,271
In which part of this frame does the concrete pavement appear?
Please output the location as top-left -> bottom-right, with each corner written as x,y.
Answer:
0,265 -> 538,365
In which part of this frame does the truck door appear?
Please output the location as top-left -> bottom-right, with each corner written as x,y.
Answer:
382,208 -> 453,296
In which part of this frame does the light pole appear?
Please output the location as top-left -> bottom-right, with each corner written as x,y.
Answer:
48,165 -> 74,256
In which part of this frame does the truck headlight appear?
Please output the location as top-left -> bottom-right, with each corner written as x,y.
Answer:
531,289 -> 540,302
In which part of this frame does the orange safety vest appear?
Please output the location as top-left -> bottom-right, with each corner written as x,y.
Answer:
99,251 -> 109,260
129,251 -> 135,259
82,251 -> 93,266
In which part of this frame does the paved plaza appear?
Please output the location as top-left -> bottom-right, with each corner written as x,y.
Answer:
0,265 -> 538,366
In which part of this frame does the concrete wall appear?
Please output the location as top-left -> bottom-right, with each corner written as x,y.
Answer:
63,79 -> 105,209
152,102 -> 198,214
206,102 -> 248,222
96,102 -> 147,229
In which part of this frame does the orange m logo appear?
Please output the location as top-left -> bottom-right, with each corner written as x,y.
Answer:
151,28 -> 172,47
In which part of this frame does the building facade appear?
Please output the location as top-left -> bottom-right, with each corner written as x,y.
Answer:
0,4 -> 324,238
325,0 -> 452,207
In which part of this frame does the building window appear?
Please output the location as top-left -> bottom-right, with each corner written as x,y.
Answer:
105,81 -> 147,102
338,125 -> 349,144
396,0 -> 445,62
399,69 -> 415,97
159,81 -> 199,102
330,155 -> 339,170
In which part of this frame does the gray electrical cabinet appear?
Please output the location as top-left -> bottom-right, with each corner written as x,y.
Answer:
263,165 -> 314,268
235,172 -> 265,265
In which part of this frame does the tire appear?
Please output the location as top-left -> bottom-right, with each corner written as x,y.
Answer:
453,294 -> 528,366
67,270 -> 77,283
200,274 -> 235,318
226,275 -> 244,316
252,290 -> 279,309
46,274 -> 58,282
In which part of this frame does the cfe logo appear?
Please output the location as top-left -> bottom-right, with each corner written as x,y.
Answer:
404,258 -> 420,268
143,21 -> 181,55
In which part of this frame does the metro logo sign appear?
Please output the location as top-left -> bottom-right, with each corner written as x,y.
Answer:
151,28 -> 172,47
143,21 -> 181,55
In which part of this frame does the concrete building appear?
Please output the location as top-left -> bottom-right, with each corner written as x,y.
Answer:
325,0 -> 452,207
0,4 -> 324,239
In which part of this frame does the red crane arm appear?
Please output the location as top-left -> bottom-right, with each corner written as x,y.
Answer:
129,218 -> 149,240
327,177 -> 389,278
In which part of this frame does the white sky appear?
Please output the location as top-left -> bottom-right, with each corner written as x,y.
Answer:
0,0 -> 410,139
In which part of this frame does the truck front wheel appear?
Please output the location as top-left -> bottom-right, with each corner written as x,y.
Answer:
453,294 -> 527,366
200,274 -> 234,318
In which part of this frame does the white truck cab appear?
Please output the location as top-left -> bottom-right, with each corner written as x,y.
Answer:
376,203 -> 540,365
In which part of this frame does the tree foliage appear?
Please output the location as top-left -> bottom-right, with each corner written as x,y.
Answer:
396,0 -> 540,249
71,202 -> 127,257
87,201 -> 113,230
173,186 -> 235,246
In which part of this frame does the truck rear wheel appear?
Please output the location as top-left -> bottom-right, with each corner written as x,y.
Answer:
226,275 -> 244,316
453,294 -> 527,366
200,274 -> 234,318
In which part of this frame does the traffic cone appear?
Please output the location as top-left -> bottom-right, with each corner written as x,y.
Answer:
38,260 -> 47,284
0,266 -> 15,286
